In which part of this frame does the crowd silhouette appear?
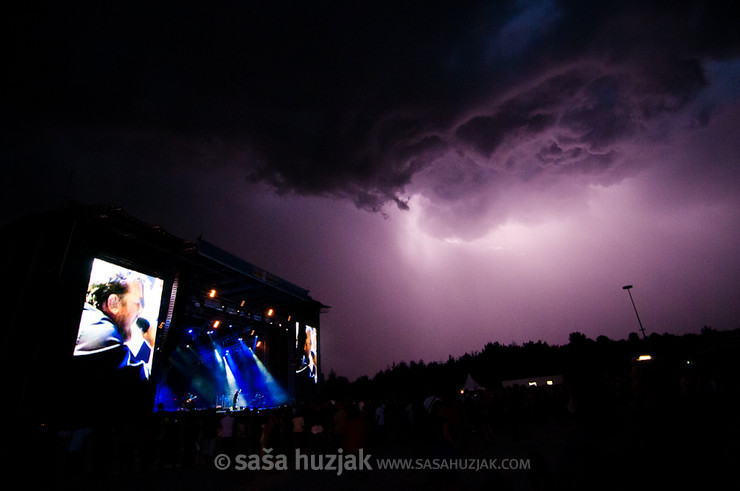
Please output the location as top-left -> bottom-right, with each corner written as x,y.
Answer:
19,328 -> 740,490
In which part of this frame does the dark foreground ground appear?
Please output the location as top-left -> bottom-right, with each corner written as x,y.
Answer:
14,385 -> 740,491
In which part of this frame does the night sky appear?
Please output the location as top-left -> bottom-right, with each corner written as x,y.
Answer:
5,1 -> 740,380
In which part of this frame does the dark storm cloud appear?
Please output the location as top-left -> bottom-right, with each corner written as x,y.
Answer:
456,110 -> 557,158
6,0 -> 739,215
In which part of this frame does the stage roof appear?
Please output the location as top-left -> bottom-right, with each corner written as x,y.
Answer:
1,202 -> 329,325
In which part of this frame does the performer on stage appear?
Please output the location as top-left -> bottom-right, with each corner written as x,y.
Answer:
183,393 -> 197,410
232,388 -> 241,410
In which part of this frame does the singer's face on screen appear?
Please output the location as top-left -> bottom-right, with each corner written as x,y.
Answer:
304,330 -> 312,356
104,279 -> 144,341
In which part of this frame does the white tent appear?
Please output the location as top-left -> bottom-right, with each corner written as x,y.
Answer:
460,373 -> 485,392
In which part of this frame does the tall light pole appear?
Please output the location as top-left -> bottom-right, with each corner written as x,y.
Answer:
622,285 -> 647,339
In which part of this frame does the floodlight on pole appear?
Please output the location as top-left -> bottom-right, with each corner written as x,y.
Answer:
622,285 -> 647,339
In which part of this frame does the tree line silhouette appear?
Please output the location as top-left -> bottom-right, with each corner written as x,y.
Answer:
321,326 -> 740,404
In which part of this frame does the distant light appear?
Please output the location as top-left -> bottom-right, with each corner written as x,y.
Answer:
209,289 -> 217,298
256,340 -> 262,348
637,354 -> 652,361
528,381 -> 537,387
240,300 -> 245,307
546,380 -> 554,386
188,329 -> 193,334
266,308 -> 274,317
460,390 -> 465,395
213,320 -> 220,328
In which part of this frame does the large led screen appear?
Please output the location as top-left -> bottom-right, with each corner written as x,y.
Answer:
73,258 -> 165,381
302,325 -> 318,384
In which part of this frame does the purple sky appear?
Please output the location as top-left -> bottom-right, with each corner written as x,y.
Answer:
5,1 -> 740,380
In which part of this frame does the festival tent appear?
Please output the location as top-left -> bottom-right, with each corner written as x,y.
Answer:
460,373 -> 485,392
